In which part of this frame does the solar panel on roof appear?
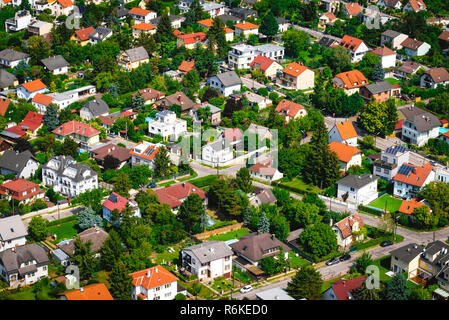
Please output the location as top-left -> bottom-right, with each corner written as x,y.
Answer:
145,147 -> 155,157
398,164 -> 415,175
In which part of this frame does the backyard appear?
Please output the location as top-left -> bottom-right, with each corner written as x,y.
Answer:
368,194 -> 403,213
278,177 -> 322,195
287,251 -> 311,269
48,220 -> 79,244
207,228 -> 250,242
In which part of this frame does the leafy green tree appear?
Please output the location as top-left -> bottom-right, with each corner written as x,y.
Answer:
259,11 -> 279,41
100,230 -> 124,271
183,0 -> 205,26
43,104 -> 59,131
421,182 -> 449,220
39,133 -> 57,153
259,255 -> 285,276
135,33 -> 156,56
355,252 -> 374,274
299,223 -> 337,258
72,238 -> 95,281
270,214 -> 290,242
109,261 -> 132,300
153,146 -> 171,178
155,12 -> 174,43
272,187 -> 291,208
413,206 -> 437,229
386,274 -> 409,300
113,172 -> 132,198
286,266 -> 323,300
281,29 -> 310,59
77,207 -> 104,230
72,189 -> 105,213
234,167 -> 254,193
207,178 -> 242,217
371,62 -> 385,81
129,165 -> 153,189
59,137 -> 78,158
28,216 -> 48,241
206,17 -> 228,58
326,45 -> 351,73
177,193 -> 204,232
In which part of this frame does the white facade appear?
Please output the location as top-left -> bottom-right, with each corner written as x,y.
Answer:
328,125 -> 358,147
130,11 -> 157,24
16,85 -> 48,101
393,171 -> 435,199
0,262 -> 48,287
0,158 -> 39,179
337,178 -> 378,205
51,1 -> 74,17
181,244 -> 232,280
373,148 -> 410,180
228,44 -> 284,70
47,85 -> 97,109
379,53 -> 396,69
202,141 -> 233,164
380,33 -> 408,49
434,167 -> 449,183
348,41 -> 370,63
207,75 -> 241,97
340,153 -> 362,171
5,10 -> 32,33
404,42 -> 431,57
130,141 -> 159,169
148,110 -> 187,142
402,120 -> 439,147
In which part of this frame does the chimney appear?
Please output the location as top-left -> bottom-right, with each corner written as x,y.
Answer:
271,234 -> 275,240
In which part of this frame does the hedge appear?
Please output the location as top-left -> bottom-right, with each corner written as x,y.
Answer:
205,220 -> 237,231
46,214 -> 78,227
358,205 -> 384,216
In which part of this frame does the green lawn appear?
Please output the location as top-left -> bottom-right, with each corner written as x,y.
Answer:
189,175 -> 220,188
385,78 -> 402,85
321,275 -> 346,293
232,267 -> 252,284
210,277 -> 236,293
288,251 -> 311,269
369,194 -> 403,213
280,178 -> 322,195
183,281 -> 216,299
48,220 -> 79,244
154,246 -> 181,266
207,228 -> 249,241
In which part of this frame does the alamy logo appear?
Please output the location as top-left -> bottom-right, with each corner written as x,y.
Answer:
365,5 -> 381,30
65,265 -> 80,290
66,6 -> 81,30
365,265 -> 380,290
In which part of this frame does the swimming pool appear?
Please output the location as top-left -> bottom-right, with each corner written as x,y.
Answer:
440,127 -> 449,134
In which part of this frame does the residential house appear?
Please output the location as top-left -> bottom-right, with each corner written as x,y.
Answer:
378,0 -> 402,9
152,182 -> 207,214
416,241 -> 449,287
202,2 -> 225,17
227,44 -> 284,70
332,213 -> 365,248
328,121 -> 358,147
0,49 -> 29,68
5,10 -> 31,33
380,30 -> 409,49
0,178 -> 44,205
132,22 -> 157,38
134,87 -> 165,105
359,80 -> 394,103
0,69 -> 18,90
193,102 -> 221,126
177,60 -> 195,75
318,12 -> 337,29
401,105 -> 440,146
39,85 -> 96,110
176,32 -> 207,49
0,215 -> 27,253
243,91 -> 272,109
277,62 -> 314,90
59,226 -> 108,257
117,46 -> 149,71
398,198 -> 429,217
0,150 -> 39,179
42,155 -> 99,198
275,99 -> 307,122
389,243 -> 424,278
0,243 -> 49,287
148,110 -> 187,142
90,143 -> 131,169
249,162 -> 283,182
336,173 -> 379,205
247,123 -> 273,142
329,141 -> 362,171
80,98 -> 110,121
102,192 -> 141,223
71,26 -> 95,46
27,20 -> 53,36
31,93 -> 53,114
403,0 -> 426,12
51,0 -> 74,17
255,44 -> 285,61
420,67 -> 449,89
339,35 -> 370,62
230,7 -> 258,19
155,91 -> 196,115
323,276 -> 366,300
395,61 -> 423,79
61,283 -> 114,300
177,0 -> 204,13
322,0 -> 341,13
230,232 -> 290,267
371,46 -> 396,69
249,187 -> 277,207
201,140 -> 233,165
16,79 -> 48,100
256,287 -> 295,300
332,70 -> 368,95
89,26 -> 113,44
149,15 -> 185,29
233,21 -> 259,38
40,55 -> 69,75
343,2 -> 362,18
217,14 -> 242,25
401,38 -> 431,57
207,71 -> 242,97
434,166 -> 449,183
3,111 -> 43,138
427,17 -> 449,27
129,7 -> 157,23
393,162 -> 434,198
181,241 -> 233,280
438,31 -> 449,50
130,265 -> 179,300
249,55 -> 283,81
373,145 -> 409,180
130,141 -> 160,169
276,17 -> 290,33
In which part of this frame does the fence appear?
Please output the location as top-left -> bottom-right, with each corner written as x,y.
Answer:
318,195 -> 358,212
194,223 -> 244,240
20,202 -> 71,220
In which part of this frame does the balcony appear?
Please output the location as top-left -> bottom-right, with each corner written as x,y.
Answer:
374,159 -> 398,170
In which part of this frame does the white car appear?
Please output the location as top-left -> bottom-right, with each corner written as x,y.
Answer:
240,285 -> 253,293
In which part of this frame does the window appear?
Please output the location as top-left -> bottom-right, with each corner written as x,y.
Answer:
155,287 -> 160,291
164,283 -> 171,289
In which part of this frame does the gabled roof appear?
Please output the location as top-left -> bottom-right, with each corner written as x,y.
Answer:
157,91 -> 196,111
59,226 -> 108,256
253,187 -> 276,204
0,49 -> 29,62
55,0 -> 74,8
333,213 -> 364,239
40,55 -> 69,71
371,46 -> 396,57
132,22 -> 156,31
62,283 -> 113,300
213,71 -> 241,87
122,46 -> 149,63
21,79 -> 47,93
337,173 -> 378,189
407,0 -> 426,11
382,29 -> 402,38
183,241 -> 233,264
176,32 -> 207,44
334,70 -> 368,89
74,26 -> 95,41
82,98 -> 109,117
0,243 -> 49,274
398,198 -> 428,215
222,127 -> 243,142
335,121 -> 357,140
152,182 -> 206,209
178,60 -> 195,73
282,62 -> 312,77
0,98 -> 10,116
249,162 -> 278,177
135,87 -> 165,101
363,80 -> 394,95
103,192 -> 130,213
230,232 -> 291,262
393,162 -> 433,187
329,141 -> 361,163
53,120 -> 100,138
234,21 -> 259,30
390,243 -> 423,263
401,38 -> 426,50
275,99 -> 305,118
424,67 -> 449,83
130,265 -> 178,291
438,30 -> 449,42
397,60 -> 421,74
0,69 -> 17,89
339,35 -> 365,52
344,2 -> 362,16
0,215 -> 27,241
32,93 -> 53,106
0,150 -> 36,173
322,12 -> 337,21
129,7 -> 153,16
0,178 -> 43,201
250,55 -> 276,72
330,276 -> 366,300
401,106 -> 440,132
198,18 -> 213,27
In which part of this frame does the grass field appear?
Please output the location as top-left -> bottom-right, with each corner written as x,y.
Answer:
207,228 -> 250,242
189,175 -> 220,187
369,194 -> 403,213
281,178 -> 322,194
288,251 -> 311,269
48,220 -> 79,244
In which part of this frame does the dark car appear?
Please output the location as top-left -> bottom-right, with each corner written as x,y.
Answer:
147,182 -> 157,188
401,95 -> 410,101
266,86 -> 273,92
380,240 -> 394,247
326,257 -> 340,266
339,253 -> 351,261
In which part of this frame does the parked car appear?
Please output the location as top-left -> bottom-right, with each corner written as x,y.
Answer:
240,285 -> 253,293
326,257 -> 340,266
339,253 -> 351,261
147,182 -> 157,188
380,240 -> 394,247
266,86 -> 273,92
401,95 -> 410,101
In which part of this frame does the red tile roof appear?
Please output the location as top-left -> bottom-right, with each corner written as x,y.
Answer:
393,162 -> 434,187
18,111 -> 44,131
134,87 -> 165,101
56,0 -> 74,8
334,213 -> 364,239
152,182 -> 206,209
335,121 -> 357,140
250,55 -> 276,72
323,12 -> 337,21
329,141 -> 361,163
371,46 -> 396,57
398,198 -> 428,215
52,120 -> 100,138
275,99 -> 305,118
130,266 -> 178,290
344,2 -> 362,16
331,276 -> 366,300
0,179 -> 44,201
103,192 -> 130,213
74,27 -> 95,41
222,128 -> 243,142
0,98 -> 10,116
21,79 -> 47,93
63,283 -> 113,300
339,35 -> 365,52
282,62 -> 312,78
129,7 -> 152,16
177,32 -> 207,45
32,93 -> 53,106
178,60 -> 195,73
132,22 -> 156,31
198,18 -> 213,27
407,0 -> 426,11
249,162 -> 277,177
234,21 -> 259,30
334,70 -> 368,89
130,141 -> 159,161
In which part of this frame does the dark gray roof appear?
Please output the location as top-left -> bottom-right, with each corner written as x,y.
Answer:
337,173 -> 378,189
424,240 -> 449,256
40,55 -> 69,71
123,46 -> 149,63
42,155 -> 97,182
0,49 -> 29,62
217,14 -> 242,23
230,7 -> 258,19
401,106 -> 440,132
276,17 -> 289,24
214,71 -> 241,87
382,29 -> 402,38
183,240 -> 233,264
0,215 -> 28,242
82,98 -> 109,117
363,81 -> 393,94
319,36 -> 340,48
0,150 -> 36,174
0,69 -> 17,88
385,145 -> 407,155
0,243 -> 49,274
89,27 -> 112,40
59,226 -> 109,256
230,232 -> 291,262
116,6 -> 129,17
390,243 -> 423,263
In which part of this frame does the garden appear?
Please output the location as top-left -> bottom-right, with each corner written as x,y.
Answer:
368,194 -> 403,213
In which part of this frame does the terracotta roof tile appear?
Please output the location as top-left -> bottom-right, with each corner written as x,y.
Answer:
130,266 -> 178,290
334,213 -> 364,239
32,93 -> 53,106
198,18 -> 213,27
334,70 -> 368,89
250,55 -> 275,72
275,99 -> 305,118
52,120 -> 99,138
0,98 -> 10,116
329,141 -> 361,163
339,35 -> 365,52
56,0 -> 73,8
331,276 -> 366,300
234,21 -> 259,30
63,283 -> 113,300
398,198 -> 428,215
335,121 -> 357,140
21,79 -> 47,93
129,7 -> 152,16
152,182 -> 206,209
282,62 -> 311,77
74,27 -> 95,41
344,2 -> 362,16
371,46 -> 396,57
178,60 -> 195,73
393,162 -> 434,187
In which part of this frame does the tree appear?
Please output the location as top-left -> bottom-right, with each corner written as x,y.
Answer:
43,104 -> 59,131
132,91 -> 146,113
386,274 -> 409,300
272,187 -> 291,208
153,146 -> 171,178
72,189 -> 105,213
177,193 -> 204,232
59,137 -> 78,158
109,261 -> 132,300
26,36 -> 52,63
100,230 -> 124,271
326,45 -> 351,73
258,212 -> 270,233
355,252 -> 374,274
234,167 -> 254,193
352,280 -> 383,300
155,12 -> 174,43
28,216 -> 48,241
371,62 -> 385,81
183,0 -> 205,26
281,29 -> 310,59
206,17 -> 228,58
421,182 -> 449,220
358,100 -> 397,137
72,238 -> 95,281
286,266 -> 323,300
113,171 -> 132,198
129,165 -> 153,189
103,155 -> 121,170
207,178 -> 242,217
270,214 -> 290,242
259,11 -> 279,41
299,223 -> 338,258
413,206 -> 437,229
77,207 -> 104,230
39,134 -> 56,153
259,256 -> 284,276
135,33 -> 156,56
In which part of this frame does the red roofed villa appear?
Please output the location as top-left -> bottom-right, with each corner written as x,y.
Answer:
152,182 -> 207,213
102,192 -> 141,223
176,32 -> 207,49
52,120 -> 100,148
250,55 -> 283,80
130,265 -> 183,300
277,62 -> 315,90
323,276 -> 366,300
275,99 -> 307,122
332,213 -> 365,248
0,178 -> 44,204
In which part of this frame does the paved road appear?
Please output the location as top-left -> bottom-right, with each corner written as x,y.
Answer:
22,206 -> 83,228
240,77 -> 285,97
292,25 -> 341,42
